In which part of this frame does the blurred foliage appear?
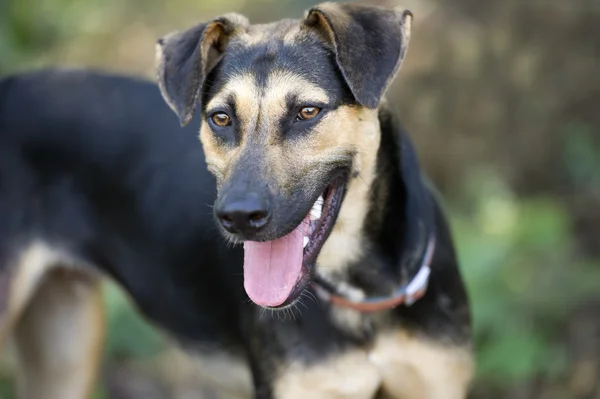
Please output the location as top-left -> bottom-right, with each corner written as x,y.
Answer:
103,283 -> 164,361
1,0 -> 599,398
454,174 -> 600,395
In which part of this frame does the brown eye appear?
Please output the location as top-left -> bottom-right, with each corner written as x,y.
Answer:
211,112 -> 231,127
297,107 -> 321,121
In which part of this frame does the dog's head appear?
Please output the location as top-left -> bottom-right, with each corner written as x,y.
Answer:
156,3 -> 412,309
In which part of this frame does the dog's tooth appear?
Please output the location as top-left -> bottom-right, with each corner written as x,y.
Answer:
303,236 -> 309,248
310,206 -> 322,220
310,195 -> 324,220
310,207 -> 321,220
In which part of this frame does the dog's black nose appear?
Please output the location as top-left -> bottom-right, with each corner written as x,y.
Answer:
216,193 -> 270,234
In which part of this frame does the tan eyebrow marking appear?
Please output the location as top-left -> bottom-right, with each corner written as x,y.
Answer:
265,70 -> 330,105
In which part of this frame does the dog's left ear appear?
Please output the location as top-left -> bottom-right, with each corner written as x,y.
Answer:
304,3 -> 412,109
156,14 -> 248,126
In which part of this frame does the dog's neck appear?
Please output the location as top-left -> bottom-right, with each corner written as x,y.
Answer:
315,104 -> 435,307
314,105 -> 382,283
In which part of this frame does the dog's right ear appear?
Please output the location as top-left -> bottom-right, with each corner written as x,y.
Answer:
304,3 -> 412,109
156,14 -> 248,126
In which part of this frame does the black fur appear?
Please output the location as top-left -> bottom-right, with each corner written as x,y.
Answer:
0,68 -> 470,398
304,4 -> 412,108
0,69 -> 247,350
199,29 -> 358,244
0,7 -> 471,398
157,15 -> 244,126
206,37 -> 354,109
159,4 -> 411,124
156,4 -> 414,250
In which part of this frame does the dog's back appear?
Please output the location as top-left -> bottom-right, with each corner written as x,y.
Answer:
0,69 -> 251,398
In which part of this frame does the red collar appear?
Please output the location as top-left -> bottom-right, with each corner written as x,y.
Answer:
313,235 -> 435,312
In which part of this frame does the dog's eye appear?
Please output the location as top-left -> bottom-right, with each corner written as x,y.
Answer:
296,107 -> 321,121
211,112 -> 232,127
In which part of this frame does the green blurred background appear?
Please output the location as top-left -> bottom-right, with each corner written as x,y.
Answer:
1,0 -> 599,398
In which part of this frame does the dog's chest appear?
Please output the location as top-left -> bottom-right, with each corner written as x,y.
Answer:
274,330 -> 473,399
367,332 -> 473,398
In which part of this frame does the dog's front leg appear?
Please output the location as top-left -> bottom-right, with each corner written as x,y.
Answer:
14,271 -> 105,399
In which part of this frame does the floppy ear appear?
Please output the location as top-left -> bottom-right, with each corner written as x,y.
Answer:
304,3 -> 412,109
156,14 -> 248,126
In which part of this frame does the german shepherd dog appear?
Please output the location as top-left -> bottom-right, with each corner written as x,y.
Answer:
0,3 -> 472,398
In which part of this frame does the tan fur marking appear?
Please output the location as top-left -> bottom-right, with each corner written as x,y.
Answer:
205,74 -> 259,128
314,107 -> 380,276
202,22 -> 228,72
314,2 -> 352,28
203,66 -> 380,266
274,350 -> 381,399
0,241 -> 105,399
273,331 -> 473,399
202,14 -> 250,72
0,242 -> 60,345
370,332 -> 474,399
265,70 -> 330,106
201,74 -> 258,181
15,271 -> 105,399
202,72 -> 330,186
306,2 -> 350,45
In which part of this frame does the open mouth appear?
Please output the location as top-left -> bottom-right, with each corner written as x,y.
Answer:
243,172 -> 347,309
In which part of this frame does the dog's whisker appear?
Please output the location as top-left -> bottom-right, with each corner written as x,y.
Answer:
298,294 -> 310,309
303,290 -> 318,304
290,304 -> 300,319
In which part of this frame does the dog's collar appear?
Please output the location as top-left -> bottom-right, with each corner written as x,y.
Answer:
313,234 -> 435,312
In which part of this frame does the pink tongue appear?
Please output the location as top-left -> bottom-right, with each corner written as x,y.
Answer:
243,215 -> 309,307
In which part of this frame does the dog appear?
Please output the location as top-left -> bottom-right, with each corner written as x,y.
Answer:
0,3 -> 473,398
